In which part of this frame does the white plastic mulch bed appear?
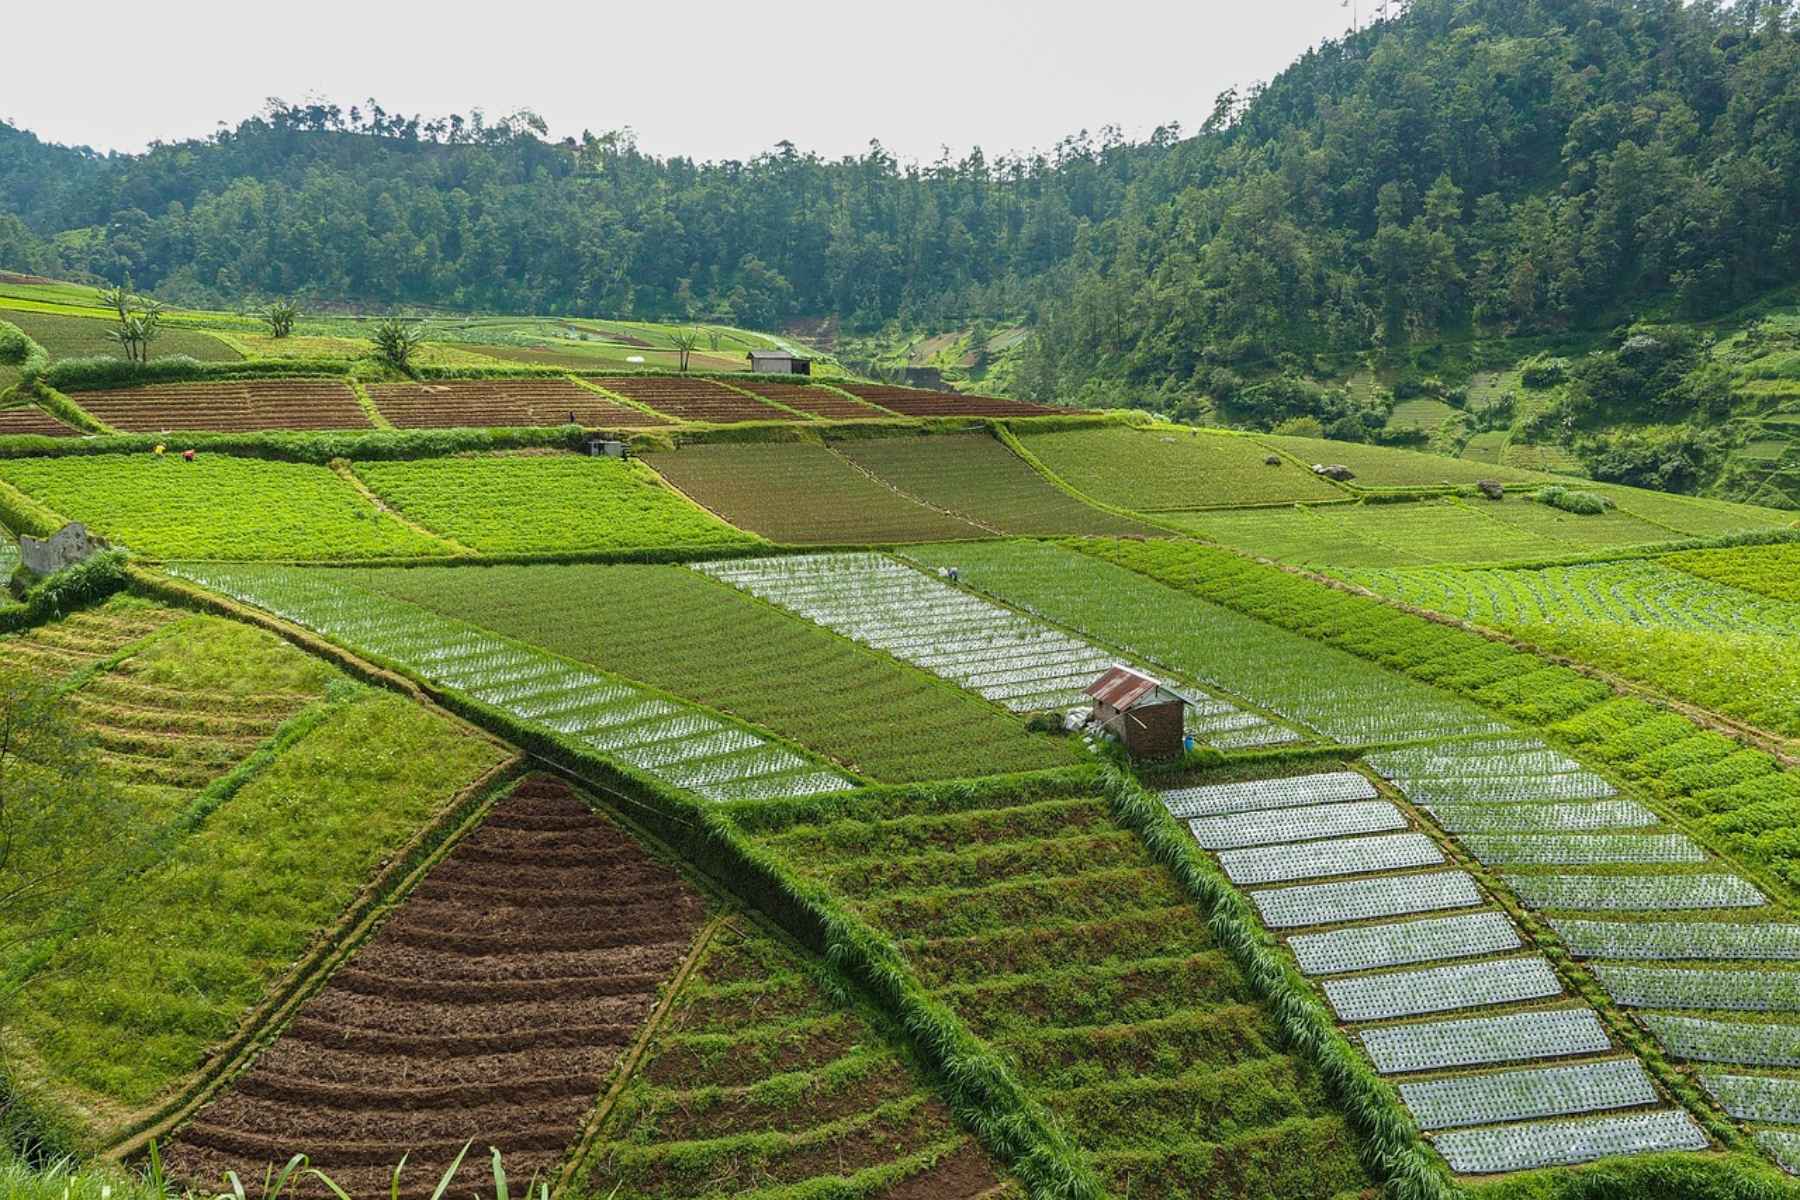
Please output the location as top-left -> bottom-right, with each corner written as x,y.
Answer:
697,553 -> 1278,743
1323,957 -> 1561,1022
1288,911 -> 1521,977
1757,1130 -> 1800,1175
1593,964 -> 1800,1012
1399,1058 -> 1657,1130
1219,832 -> 1443,886
1459,833 -> 1705,866
1161,771 -> 1377,818
1251,871 -> 1484,930
1187,800 -> 1407,850
1425,801 -> 1659,833
1645,1015 -> 1800,1067
1360,1008 -> 1612,1075
1703,1072 -> 1800,1123
1504,873 -> 1766,912
1552,919 -> 1800,961
1430,1109 -> 1707,1174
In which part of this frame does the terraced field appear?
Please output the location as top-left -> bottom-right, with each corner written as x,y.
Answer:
702,553 -> 1299,748
904,540 -> 1500,745
836,383 -> 1061,417
167,774 -> 705,1198
728,379 -> 890,420
1160,764 -> 1706,1172
334,561 -> 1076,782
367,378 -> 670,429
644,442 -> 987,543
746,785 -> 1377,1198
0,454 -> 454,560
72,380 -> 371,433
348,454 -> 757,555
0,403 -> 78,437
834,433 -> 1157,536
168,564 -> 855,801
581,920 -> 1014,1199
591,376 -> 790,423
0,309 -> 241,363
1258,435 -> 1553,487
1017,426 -> 1344,509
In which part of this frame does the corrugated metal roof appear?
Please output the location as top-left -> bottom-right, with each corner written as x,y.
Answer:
1085,665 -> 1163,710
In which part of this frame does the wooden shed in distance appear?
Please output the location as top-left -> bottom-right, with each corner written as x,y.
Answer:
1085,665 -> 1192,760
746,350 -> 812,375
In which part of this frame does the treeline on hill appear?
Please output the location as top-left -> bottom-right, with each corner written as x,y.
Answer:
2,1 -> 1798,406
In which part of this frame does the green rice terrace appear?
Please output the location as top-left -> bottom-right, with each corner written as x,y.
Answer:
7,314 -> 1800,1200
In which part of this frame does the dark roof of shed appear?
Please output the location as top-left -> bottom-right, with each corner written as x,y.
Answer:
747,349 -> 808,360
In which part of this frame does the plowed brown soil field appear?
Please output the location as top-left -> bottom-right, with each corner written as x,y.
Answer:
75,381 -> 372,432
839,384 -> 1064,418
166,775 -> 707,1199
367,379 -> 670,429
590,376 -> 792,423
0,405 -> 79,437
731,379 -> 890,420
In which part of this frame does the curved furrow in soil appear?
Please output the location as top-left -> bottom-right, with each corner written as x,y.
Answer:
164,775 -> 709,1198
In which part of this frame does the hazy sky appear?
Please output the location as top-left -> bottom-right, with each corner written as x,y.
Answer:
7,1 -> 1360,163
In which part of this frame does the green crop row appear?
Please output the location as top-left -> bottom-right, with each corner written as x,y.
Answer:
833,432 -> 1156,537
742,777 -> 1403,1200
327,561 -> 1075,783
579,920 -> 1014,1199
346,455 -> 760,555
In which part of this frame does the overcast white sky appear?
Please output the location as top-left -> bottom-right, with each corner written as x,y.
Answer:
7,1 -> 1359,163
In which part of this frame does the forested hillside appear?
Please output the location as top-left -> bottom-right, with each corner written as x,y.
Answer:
4,0 -> 1800,504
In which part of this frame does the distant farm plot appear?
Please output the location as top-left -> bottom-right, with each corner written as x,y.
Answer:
1386,397 -> 1458,433
1258,434 -> 1552,487
838,383 -> 1062,417
1017,426 -> 1344,510
167,774 -> 686,1198
0,308 -> 241,363
349,454 -> 757,555
732,378 -> 889,420
343,561 -> 1075,782
0,454 -> 454,560
73,380 -> 372,432
1170,498 -> 1669,567
591,375 -> 792,423
1591,486 -> 1795,539
1461,431 -> 1509,464
367,378 -> 668,429
644,442 -> 986,543
835,432 -> 1158,536
1666,543 -> 1800,602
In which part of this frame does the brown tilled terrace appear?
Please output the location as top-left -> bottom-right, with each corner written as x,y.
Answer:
838,383 -> 1064,418
589,375 -> 796,423
367,378 -> 671,429
166,775 -> 708,1199
0,404 -> 80,436
74,380 -> 374,432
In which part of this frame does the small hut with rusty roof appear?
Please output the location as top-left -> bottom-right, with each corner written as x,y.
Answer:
1084,665 -> 1193,759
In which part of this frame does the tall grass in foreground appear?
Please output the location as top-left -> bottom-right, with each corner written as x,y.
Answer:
0,1143 -> 546,1200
